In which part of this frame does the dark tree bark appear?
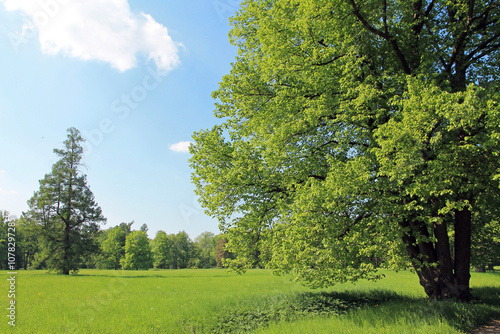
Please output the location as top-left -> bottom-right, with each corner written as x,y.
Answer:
62,223 -> 71,275
400,213 -> 474,301
454,207 -> 473,301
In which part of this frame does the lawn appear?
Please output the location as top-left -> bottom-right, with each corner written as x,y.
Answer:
0,269 -> 498,333
257,269 -> 500,334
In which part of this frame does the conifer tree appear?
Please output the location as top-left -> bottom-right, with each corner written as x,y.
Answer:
26,128 -> 106,274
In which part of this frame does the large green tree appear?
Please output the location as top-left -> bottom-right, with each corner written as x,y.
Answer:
26,128 -> 106,274
190,0 -> 500,300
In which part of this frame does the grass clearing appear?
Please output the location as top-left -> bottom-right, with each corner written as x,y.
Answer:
0,269 -> 498,333
1,269 -> 310,333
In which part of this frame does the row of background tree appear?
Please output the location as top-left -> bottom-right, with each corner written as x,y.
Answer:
2,209 -> 498,272
0,211 -> 233,271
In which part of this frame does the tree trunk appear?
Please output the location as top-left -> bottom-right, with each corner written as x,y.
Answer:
454,207 -> 472,301
400,216 -> 473,301
433,221 -> 460,299
62,222 -> 71,275
400,219 -> 441,298
475,265 -> 486,272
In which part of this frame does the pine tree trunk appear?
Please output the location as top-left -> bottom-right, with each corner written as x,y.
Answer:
62,223 -> 71,275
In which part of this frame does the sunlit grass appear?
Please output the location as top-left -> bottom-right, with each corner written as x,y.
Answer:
0,269 -> 498,333
0,269 -> 309,333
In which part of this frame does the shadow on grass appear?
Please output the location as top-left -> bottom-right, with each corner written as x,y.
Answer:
74,273 -> 171,279
202,287 -> 500,334
472,286 -> 500,307
74,273 -> 233,279
204,289 -> 411,333
361,287 -> 500,334
72,270 -> 232,279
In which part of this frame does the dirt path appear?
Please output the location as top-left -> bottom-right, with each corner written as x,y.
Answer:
472,320 -> 500,334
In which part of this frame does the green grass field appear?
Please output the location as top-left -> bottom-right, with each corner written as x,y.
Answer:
0,269 -> 498,333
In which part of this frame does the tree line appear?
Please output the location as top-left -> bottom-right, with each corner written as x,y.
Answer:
0,211 -> 233,271
1,207 -> 497,273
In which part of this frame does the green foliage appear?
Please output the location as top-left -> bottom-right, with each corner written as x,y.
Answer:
211,291 -> 375,333
151,230 -> 172,269
151,230 -> 221,269
258,300 -> 498,334
15,215 -> 41,269
194,231 -> 217,268
0,212 -> 34,270
121,231 -> 153,270
190,0 -> 500,299
99,226 -> 128,269
25,128 -> 106,274
172,231 -> 194,269
471,219 -> 500,270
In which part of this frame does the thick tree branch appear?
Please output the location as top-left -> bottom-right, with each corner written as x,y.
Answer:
348,0 -> 412,74
383,0 -> 388,35
444,1 -> 475,75
412,0 -> 436,35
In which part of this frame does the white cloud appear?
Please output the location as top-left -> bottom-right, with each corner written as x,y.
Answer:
169,141 -> 192,153
0,188 -> 19,195
2,0 -> 180,71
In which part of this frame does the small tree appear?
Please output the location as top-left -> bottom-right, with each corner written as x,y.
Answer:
471,220 -> 500,272
121,231 -> 153,270
16,215 -> 40,270
194,232 -> 216,268
172,231 -> 193,269
100,226 -> 128,269
26,128 -> 106,274
152,231 -> 172,269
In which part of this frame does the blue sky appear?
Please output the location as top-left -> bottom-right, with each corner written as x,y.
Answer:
0,0 -> 241,239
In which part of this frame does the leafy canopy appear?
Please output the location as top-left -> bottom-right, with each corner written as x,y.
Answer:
190,0 -> 500,291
